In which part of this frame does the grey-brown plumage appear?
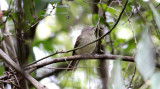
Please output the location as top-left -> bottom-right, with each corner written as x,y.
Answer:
67,26 -> 96,71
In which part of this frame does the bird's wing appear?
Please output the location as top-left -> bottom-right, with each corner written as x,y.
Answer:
67,35 -> 82,71
72,35 -> 82,55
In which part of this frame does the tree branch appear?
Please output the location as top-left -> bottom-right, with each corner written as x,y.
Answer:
24,54 -> 160,72
0,49 -> 48,89
1,54 -> 160,81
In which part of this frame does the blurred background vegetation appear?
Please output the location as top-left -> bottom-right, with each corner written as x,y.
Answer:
0,0 -> 160,89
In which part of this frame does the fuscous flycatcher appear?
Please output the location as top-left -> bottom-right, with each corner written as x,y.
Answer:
67,26 -> 96,71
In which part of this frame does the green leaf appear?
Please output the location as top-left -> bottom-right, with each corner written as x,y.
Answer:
0,25 -> 4,29
101,3 -> 107,10
92,14 -> 99,25
111,59 -> 123,89
0,65 -> 4,75
0,36 -> 4,41
135,27 -> 155,80
106,7 -> 115,14
149,3 -> 160,29
108,22 -> 114,25
35,0 -> 61,12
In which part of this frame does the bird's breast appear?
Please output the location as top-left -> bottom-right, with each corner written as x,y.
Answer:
75,35 -> 96,54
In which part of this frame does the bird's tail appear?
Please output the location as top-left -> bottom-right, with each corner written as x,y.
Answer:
67,60 -> 79,71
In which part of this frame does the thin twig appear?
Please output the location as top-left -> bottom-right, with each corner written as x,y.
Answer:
156,3 -> 160,8
43,66 -> 101,70
123,62 -> 130,80
117,0 -> 138,48
127,65 -> 136,89
0,49 -> 48,89
23,54 -> 160,71
0,80 -> 22,89
83,0 -> 108,4
117,1 -> 138,86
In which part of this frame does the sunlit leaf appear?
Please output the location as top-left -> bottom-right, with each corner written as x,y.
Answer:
106,7 -> 115,14
135,27 -> 155,80
111,59 -> 124,89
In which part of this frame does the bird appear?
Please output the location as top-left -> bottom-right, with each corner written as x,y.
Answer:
67,26 -> 96,71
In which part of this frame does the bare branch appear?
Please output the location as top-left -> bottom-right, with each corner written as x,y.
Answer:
24,54 -> 160,72
1,54 -> 160,81
0,80 -> 22,89
127,65 -> 136,89
0,49 -> 48,89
